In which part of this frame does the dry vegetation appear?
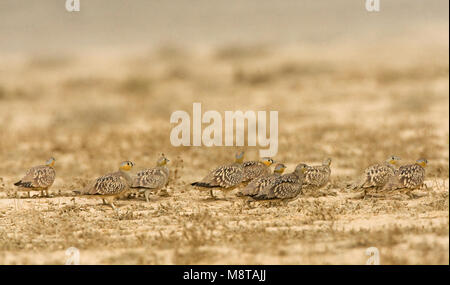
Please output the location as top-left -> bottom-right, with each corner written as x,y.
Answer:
0,40 -> 448,264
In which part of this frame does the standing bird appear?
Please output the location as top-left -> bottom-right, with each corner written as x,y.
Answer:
237,163 -> 286,198
252,163 -> 308,204
382,158 -> 428,191
131,154 -> 170,202
241,157 -> 274,186
74,161 -> 135,210
349,155 -> 401,191
14,157 -> 56,197
191,151 -> 245,199
302,158 -> 332,193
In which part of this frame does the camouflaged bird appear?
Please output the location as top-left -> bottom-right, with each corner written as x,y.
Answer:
382,158 -> 428,191
237,163 -> 286,198
303,158 -> 332,191
241,157 -> 274,185
76,161 -> 134,209
131,154 -> 170,202
191,151 -> 245,199
14,157 -> 56,197
252,163 -> 308,204
349,155 -> 401,190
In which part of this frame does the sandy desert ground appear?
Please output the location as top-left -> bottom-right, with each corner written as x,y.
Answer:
0,0 -> 448,265
0,40 -> 448,264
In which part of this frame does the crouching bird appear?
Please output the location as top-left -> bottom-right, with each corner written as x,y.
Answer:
237,163 -> 286,198
251,163 -> 308,205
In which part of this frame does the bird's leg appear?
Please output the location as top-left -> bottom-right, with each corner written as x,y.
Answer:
40,190 -> 44,197
209,189 -> 216,199
102,198 -> 108,205
27,191 -> 30,198
107,198 -> 116,210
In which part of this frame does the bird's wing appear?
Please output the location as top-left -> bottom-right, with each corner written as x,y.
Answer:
133,168 -> 167,188
238,174 -> 275,197
363,164 -> 394,188
85,173 -> 128,195
398,164 -> 425,189
304,167 -> 328,187
18,165 -> 55,188
242,161 -> 268,182
254,174 -> 300,200
201,164 -> 243,188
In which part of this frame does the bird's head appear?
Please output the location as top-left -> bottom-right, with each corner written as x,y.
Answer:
294,163 -> 309,175
416,158 -> 428,168
386,155 -> 401,165
119,161 -> 135,171
157,153 -> 170,166
273,163 -> 286,174
261,157 -> 275,166
45,157 -> 56,167
235,151 -> 245,164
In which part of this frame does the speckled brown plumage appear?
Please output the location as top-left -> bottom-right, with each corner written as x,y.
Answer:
84,171 -> 132,196
131,155 -> 170,202
191,152 -> 245,198
14,157 -> 56,197
351,156 -> 401,190
192,164 -> 243,189
383,159 -> 427,191
303,158 -> 331,191
76,161 -> 135,209
241,158 -> 274,184
237,163 -> 286,197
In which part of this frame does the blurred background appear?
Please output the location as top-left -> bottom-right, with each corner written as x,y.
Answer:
0,0 -> 448,52
0,0 -> 448,179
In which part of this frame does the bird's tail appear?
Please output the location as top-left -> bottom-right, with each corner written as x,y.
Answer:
14,180 -> 32,188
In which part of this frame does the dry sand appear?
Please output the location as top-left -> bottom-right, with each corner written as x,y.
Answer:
0,0 -> 448,264
0,40 -> 448,264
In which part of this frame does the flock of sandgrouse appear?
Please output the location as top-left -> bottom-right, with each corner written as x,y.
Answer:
11,152 -> 428,209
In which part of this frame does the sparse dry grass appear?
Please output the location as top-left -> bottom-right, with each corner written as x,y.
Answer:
0,41 -> 448,264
